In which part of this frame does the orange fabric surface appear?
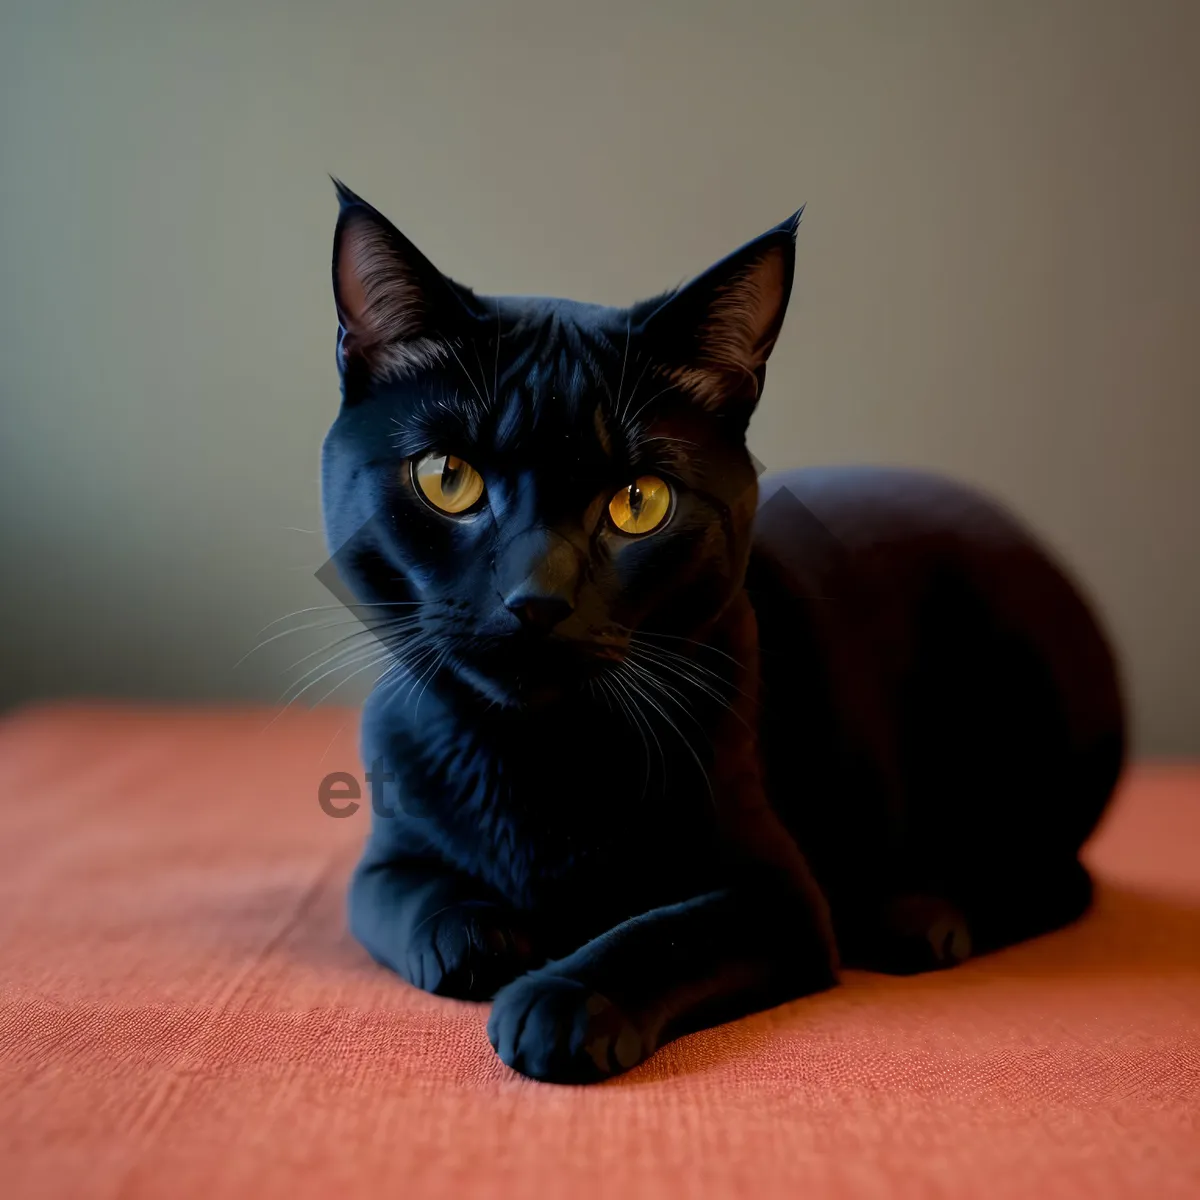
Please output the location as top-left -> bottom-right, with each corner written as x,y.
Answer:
0,704 -> 1197,1200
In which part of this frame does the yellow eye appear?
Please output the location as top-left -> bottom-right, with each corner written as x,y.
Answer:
412,453 -> 485,514
608,475 -> 672,535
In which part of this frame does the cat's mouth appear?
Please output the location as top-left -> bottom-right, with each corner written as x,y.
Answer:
448,633 -> 628,709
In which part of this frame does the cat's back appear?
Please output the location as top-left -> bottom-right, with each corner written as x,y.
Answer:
754,465 -> 1034,571
751,464 -> 1105,637
749,464 -> 1121,699
747,465 -> 1124,859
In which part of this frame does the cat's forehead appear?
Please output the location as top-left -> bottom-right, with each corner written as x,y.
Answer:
491,293 -> 623,332
491,297 -> 626,387
385,294 -> 675,475
482,296 -> 629,456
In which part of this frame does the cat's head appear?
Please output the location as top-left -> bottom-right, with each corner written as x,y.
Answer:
321,182 -> 799,708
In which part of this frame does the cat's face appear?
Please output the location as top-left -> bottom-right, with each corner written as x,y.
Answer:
321,183 -> 798,708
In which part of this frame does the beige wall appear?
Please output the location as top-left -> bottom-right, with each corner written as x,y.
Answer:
2,0 -> 1197,753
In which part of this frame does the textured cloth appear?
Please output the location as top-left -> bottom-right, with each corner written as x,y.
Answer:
0,704 -> 1197,1199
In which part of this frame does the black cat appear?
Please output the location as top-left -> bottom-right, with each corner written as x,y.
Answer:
323,182 -> 1125,1083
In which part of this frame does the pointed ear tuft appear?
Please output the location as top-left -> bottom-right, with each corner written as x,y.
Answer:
644,213 -> 801,413
331,186 -> 462,383
330,175 -> 366,210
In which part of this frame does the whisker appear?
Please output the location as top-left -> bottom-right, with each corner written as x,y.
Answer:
624,380 -> 680,431
281,639 -> 402,706
618,664 -> 715,805
251,601 -> 423,640
234,612 -> 412,670
629,639 -> 733,688
605,668 -> 658,798
399,641 -> 444,708
629,628 -> 747,672
623,657 -> 711,728
628,648 -> 748,729
472,338 -> 494,413
309,649 -> 400,708
373,646 -> 431,704
617,353 -> 656,428
258,642 -> 398,733
628,641 -> 755,713
280,617 -> 421,676
414,645 -> 450,717
446,339 -> 490,417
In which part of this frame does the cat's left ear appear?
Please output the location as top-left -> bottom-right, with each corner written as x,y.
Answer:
640,210 -> 801,415
331,179 -> 477,383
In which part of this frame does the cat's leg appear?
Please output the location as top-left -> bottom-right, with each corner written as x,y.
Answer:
844,857 -> 1094,975
486,881 -> 836,1083
958,856 -> 1094,954
349,855 -> 538,1000
840,892 -> 974,975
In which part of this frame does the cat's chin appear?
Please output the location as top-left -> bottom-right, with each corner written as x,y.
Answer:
447,650 -> 605,713
452,663 -> 572,711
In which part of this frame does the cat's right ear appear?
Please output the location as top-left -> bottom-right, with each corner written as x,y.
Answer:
331,179 -> 469,385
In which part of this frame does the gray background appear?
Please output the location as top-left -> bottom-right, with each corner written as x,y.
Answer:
2,0 -> 1197,753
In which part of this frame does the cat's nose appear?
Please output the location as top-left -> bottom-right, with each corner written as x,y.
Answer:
504,590 -> 574,633
497,526 -> 581,634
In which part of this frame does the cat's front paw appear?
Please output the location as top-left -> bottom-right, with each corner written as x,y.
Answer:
487,972 -> 649,1083
404,901 -> 535,1001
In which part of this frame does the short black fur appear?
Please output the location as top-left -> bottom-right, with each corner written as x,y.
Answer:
323,184 -> 1125,1082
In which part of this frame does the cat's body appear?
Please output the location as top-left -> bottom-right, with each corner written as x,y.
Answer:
325,184 -> 1124,1082
751,467 -> 1122,967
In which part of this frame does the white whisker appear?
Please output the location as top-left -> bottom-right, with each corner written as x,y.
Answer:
618,663 -> 715,805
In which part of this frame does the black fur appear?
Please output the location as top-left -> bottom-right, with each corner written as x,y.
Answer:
323,184 -> 1125,1082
